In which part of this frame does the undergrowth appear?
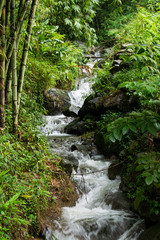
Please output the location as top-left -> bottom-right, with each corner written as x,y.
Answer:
0,96 -> 59,239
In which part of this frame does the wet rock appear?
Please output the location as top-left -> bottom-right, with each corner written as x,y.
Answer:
102,90 -> 139,112
62,107 -> 78,117
138,222 -> 160,240
44,88 -> 70,115
95,133 -> 122,157
64,118 -> 96,135
60,155 -> 79,175
119,180 -> 128,193
78,96 -> 103,119
60,159 -> 74,176
78,90 -> 139,120
108,159 -> 122,180
105,191 -> 131,211
114,44 -> 133,60
110,62 -> 132,74
71,144 -> 91,153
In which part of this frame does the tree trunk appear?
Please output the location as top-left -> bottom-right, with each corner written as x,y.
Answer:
18,0 -> 38,109
0,4 -> 5,129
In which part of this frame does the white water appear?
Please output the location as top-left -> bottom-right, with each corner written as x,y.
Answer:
41,56 -> 144,240
41,114 -> 73,137
68,60 -> 96,114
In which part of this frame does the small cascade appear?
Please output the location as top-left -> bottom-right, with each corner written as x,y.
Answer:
69,77 -> 92,114
41,52 -> 144,240
68,58 -> 98,114
42,114 -> 73,137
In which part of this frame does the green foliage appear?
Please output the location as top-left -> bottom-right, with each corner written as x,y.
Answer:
95,5 -> 160,216
136,152 -> 160,186
92,61 -> 114,94
119,74 -> 160,107
25,56 -> 56,97
47,0 -> 99,46
123,150 -> 160,216
97,111 -> 122,133
0,98 -> 53,239
107,111 -> 160,142
96,0 -> 160,44
27,21 -> 84,92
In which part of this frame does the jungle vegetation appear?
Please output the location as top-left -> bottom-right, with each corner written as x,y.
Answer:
0,0 -> 160,238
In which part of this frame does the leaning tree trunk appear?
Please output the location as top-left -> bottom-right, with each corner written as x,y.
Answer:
0,5 -> 6,129
18,0 -> 38,109
11,0 -> 18,133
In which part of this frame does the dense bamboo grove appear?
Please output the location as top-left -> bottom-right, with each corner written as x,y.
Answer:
0,0 -> 38,132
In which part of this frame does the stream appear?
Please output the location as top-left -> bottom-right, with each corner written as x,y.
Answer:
41,56 -> 144,240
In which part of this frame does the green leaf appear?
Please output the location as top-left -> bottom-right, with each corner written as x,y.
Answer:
113,128 -> 122,141
147,125 -> 157,136
145,175 -> 154,185
109,135 -> 116,143
129,124 -> 137,133
6,192 -> 21,207
136,165 -> 144,171
0,169 -> 10,177
122,126 -> 129,135
141,123 -> 147,133
154,122 -> 160,130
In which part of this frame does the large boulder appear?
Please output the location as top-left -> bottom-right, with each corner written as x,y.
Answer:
94,132 -> 122,157
108,158 -> 123,180
138,222 -> 160,240
78,96 -> 103,119
43,88 -> 71,115
78,90 -> 139,120
64,118 -> 96,135
105,191 -> 132,211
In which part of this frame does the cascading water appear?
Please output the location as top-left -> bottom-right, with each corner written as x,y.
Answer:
68,60 -> 95,114
41,54 -> 144,240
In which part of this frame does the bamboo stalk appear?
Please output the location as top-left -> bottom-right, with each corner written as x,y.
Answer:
5,62 -> 12,104
5,0 -> 11,103
0,0 -> 5,19
16,0 -> 25,49
18,0 -> 38,109
11,0 -> 18,133
0,5 -> 6,129
5,0 -> 11,47
5,0 -> 31,76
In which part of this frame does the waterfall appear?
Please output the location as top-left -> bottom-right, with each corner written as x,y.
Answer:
41,54 -> 144,240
